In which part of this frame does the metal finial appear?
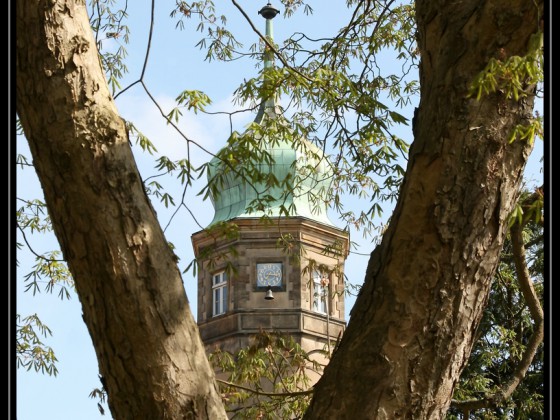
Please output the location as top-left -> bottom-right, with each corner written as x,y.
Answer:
254,2 -> 281,123
258,2 -> 280,20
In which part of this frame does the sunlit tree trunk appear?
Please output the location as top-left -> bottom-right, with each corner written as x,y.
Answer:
304,0 -> 542,418
16,1 -> 227,418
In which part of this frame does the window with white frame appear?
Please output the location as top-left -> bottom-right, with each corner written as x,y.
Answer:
312,270 -> 329,314
212,271 -> 228,317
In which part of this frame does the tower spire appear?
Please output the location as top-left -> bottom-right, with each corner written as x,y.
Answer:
258,2 -> 280,70
255,2 -> 280,123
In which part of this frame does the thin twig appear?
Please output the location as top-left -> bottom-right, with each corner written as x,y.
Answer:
216,378 -> 313,398
16,224 -> 65,262
231,0 -> 314,85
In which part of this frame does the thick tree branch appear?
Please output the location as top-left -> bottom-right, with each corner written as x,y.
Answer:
16,1 -> 228,417
450,220 -> 544,413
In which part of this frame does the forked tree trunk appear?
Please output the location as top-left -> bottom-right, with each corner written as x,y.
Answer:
304,0 -> 541,418
16,0 -> 542,419
16,1 -> 227,419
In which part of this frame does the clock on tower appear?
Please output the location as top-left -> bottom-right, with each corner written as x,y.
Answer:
256,262 -> 283,288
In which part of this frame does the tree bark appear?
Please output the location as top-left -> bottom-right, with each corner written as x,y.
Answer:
16,0 -> 543,419
304,0 -> 542,419
450,219 -> 544,413
16,1 -> 227,419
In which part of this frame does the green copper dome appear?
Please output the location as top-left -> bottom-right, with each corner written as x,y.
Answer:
207,118 -> 335,226
206,2 -> 336,227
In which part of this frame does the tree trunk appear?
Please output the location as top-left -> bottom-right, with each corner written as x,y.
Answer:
304,0 -> 541,419
16,1 -> 227,419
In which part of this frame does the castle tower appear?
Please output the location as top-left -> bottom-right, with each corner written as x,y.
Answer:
191,2 -> 349,359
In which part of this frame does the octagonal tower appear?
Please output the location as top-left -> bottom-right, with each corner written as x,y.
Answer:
191,2 -> 349,360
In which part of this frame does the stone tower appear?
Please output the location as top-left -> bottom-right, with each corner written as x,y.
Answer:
191,2 -> 349,359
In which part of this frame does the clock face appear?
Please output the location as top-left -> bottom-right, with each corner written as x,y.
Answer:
256,263 -> 283,288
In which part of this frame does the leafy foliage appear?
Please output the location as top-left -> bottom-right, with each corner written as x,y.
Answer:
164,0 -> 420,237
16,314 -> 59,376
22,252 -> 74,300
467,32 -> 543,102
89,385 -> 108,416
17,197 -> 74,300
16,196 -> 74,301
209,331 -> 321,419
88,0 -> 131,95
467,30 -> 544,149
16,198 -> 52,235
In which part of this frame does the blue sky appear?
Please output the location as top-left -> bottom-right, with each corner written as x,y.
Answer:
15,1 -> 544,419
